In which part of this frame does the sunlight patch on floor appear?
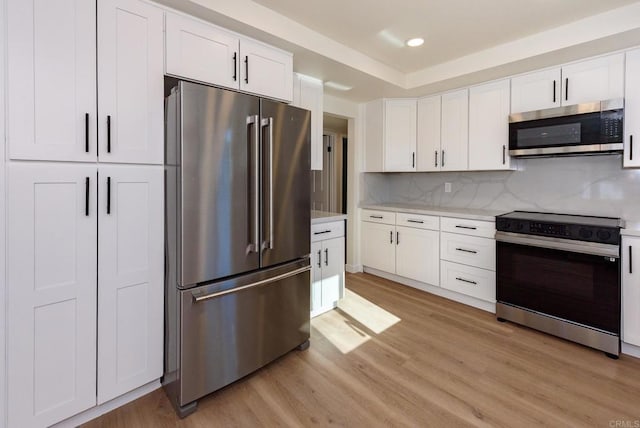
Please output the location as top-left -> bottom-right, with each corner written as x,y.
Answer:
312,289 -> 401,354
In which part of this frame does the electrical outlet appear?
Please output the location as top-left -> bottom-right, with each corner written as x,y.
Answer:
444,182 -> 452,193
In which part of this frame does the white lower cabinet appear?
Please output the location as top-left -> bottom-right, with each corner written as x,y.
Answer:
440,260 -> 496,302
97,166 -> 164,404
396,226 -> 439,285
7,163 -> 164,426
622,236 -> 640,346
7,164 -> 97,428
361,220 -> 396,273
311,220 -> 345,317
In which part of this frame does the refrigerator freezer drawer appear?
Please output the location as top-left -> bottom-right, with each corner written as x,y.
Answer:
177,259 -> 310,406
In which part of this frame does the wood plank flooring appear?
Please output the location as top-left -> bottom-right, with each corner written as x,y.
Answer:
84,273 -> 640,427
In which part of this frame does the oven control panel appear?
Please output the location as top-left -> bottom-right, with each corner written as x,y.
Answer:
496,215 -> 620,245
529,222 -> 570,237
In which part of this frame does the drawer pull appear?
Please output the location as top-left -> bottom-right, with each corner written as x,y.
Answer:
455,225 -> 477,230
407,219 -> 424,224
456,277 -> 477,285
313,230 -> 331,235
370,215 -> 383,219
455,247 -> 478,254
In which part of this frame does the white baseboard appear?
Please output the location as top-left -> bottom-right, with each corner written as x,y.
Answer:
345,264 -> 363,273
363,267 -> 496,314
622,342 -> 640,359
51,380 -> 161,428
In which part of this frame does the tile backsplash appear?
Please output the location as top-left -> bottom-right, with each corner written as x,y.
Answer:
361,155 -> 640,223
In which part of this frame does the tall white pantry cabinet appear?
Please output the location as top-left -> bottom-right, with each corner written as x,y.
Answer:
5,0 -> 164,427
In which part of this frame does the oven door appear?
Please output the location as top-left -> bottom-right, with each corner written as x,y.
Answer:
496,235 -> 620,334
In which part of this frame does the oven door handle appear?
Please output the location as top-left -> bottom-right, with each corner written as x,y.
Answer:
495,231 -> 619,258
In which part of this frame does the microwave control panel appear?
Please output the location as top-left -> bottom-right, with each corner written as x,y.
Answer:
601,109 -> 623,141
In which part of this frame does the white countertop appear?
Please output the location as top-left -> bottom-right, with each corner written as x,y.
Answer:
311,210 -> 347,224
622,224 -> 640,237
361,203 -> 506,222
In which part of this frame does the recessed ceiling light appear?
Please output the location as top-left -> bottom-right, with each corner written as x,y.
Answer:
324,81 -> 353,91
406,38 -> 424,47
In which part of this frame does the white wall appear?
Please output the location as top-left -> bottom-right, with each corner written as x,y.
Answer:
0,0 -> 7,425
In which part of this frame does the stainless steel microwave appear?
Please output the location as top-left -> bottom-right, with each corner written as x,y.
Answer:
508,99 -> 624,157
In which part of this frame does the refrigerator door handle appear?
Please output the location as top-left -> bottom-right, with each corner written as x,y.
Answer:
192,265 -> 312,303
247,115 -> 260,253
261,116 -> 274,250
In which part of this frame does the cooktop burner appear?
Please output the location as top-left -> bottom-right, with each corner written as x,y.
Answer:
496,211 -> 623,245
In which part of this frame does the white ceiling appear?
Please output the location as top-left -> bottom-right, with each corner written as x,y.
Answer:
157,0 -> 640,102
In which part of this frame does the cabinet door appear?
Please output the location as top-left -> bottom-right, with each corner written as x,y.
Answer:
240,38 -> 293,102
98,165 -> 164,404
311,241 -> 323,313
7,0 -> 96,161
294,74 -> 324,170
321,237 -> 345,306
440,89 -> 469,171
469,79 -> 511,170
361,221 -> 395,273
417,95 -> 441,172
98,0 -> 163,164
561,53 -> 624,105
384,99 -> 417,172
624,49 -> 640,168
165,12 -> 240,90
395,226 -> 439,286
510,68 -> 561,113
7,164 -> 97,427
622,237 -> 640,346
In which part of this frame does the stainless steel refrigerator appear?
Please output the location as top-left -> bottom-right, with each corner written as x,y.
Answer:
163,80 -> 311,417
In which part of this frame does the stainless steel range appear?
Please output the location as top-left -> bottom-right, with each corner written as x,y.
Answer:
495,211 -> 623,357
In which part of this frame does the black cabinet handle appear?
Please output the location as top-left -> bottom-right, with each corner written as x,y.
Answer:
244,56 -> 249,84
502,145 -> 506,165
107,115 -> 111,153
455,225 -> 477,230
630,135 -> 634,161
107,177 -> 111,215
565,77 -> 569,101
435,150 -> 438,167
317,250 -> 321,268
456,247 -> 478,254
324,248 -> 329,266
370,215 -> 383,219
85,177 -> 90,216
442,150 -> 445,167
553,80 -> 556,103
412,152 -> 415,168
85,113 -> 89,153
390,230 -> 393,244
233,52 -> 237,81
407,219 -> 424,224
396,231 -> 399,245
313,230 -> 331,235
456,277 -> 477,285
630,246 -> 633,274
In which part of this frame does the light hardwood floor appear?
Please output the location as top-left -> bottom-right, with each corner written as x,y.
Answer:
84,273 -> 640,427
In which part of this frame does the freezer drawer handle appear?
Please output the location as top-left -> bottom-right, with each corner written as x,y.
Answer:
456,277 -> 477,285
192,265 -> 312,303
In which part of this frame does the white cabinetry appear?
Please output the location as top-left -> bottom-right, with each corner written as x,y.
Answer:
310,221 -> 345,317
624,49 -> 640,168
164,12 -> 293,102
364,99 -> 417,172
417,95 -> 441,171
98,0 -> 164,164
468,79 -> 511,170
7,0 -> 97,162
440,89 -> 468,171
97,166 -> 164,404
7,164 -> 97,428
510,53 -> 624,113
293,73 -> 324,170
622,236 -> 640,347
396,226 -> 439,285
361,219 -> 396,273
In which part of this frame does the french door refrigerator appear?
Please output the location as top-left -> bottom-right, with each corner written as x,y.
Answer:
163,80 -> 311,417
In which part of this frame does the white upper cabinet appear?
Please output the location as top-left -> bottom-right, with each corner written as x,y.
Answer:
364,100 -> 384,172
417,95 -> 441,172
239,38 -> 293,102
7,164 -> 97,427
293,73 -> 324,170
511,54 -> 624,113
624,49 -> 640,168
98,166 -> 164,404
440,89 -> 469,171
98,0 -> 164,165
468,79 -> 511,170
7,0 -> 97,162
165,13 -> 240,90
384,99 -> 417,172
510,68 -> 561,113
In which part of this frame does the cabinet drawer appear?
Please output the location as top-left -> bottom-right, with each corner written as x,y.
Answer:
396,212 -> 439,230
441,232 -> 495,270
441,261 -> 496,303
362,209 -> 395,225
311,220 -> 345,242
440,216 -> 495,238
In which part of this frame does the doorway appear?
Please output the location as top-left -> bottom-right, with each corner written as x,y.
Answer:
311,114 -> 348,214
